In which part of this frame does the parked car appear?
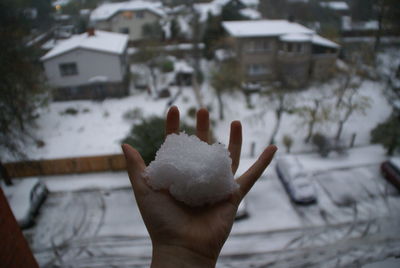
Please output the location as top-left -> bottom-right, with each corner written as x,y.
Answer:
6,178 -> 48,229
381,157 -> 400,191
276,156 -> 317,204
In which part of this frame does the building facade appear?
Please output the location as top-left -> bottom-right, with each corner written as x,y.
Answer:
41,30 -> 129,100
90,1 -> 164,42
223,20 -> 340,87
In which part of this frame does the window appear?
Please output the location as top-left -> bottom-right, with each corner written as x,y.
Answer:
247,64 -> 269,76
122,11 -> 133,19
297,43 -> 304,53
120,27 -> 129,34
59,62 -> 78,76
245,40 -> 271,53
136,11 -> 145,18
287,43 -> 293,52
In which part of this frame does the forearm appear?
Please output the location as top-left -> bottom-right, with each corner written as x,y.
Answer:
151,244 -> 217,268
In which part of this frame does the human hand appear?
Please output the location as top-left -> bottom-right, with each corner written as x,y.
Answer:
122,106 -> 277,268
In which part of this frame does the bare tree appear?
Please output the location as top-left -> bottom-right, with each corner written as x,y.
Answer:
295,96 -> 331,143
188,1 -> 204,108
211,59 -> 243,120
263,87 -> 296,145
333,87 -> 371,142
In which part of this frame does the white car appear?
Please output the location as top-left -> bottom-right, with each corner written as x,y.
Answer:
276,156 -> 317,204
5,178 -> 48,229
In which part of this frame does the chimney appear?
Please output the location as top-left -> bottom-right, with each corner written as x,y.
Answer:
87,28 -> 95,37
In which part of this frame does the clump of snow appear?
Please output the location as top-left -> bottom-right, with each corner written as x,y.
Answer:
144,132 -> 238,206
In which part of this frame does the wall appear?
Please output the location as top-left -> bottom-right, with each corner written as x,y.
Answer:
97,10 -> 160,41
278,42 -> 312,88
53,81 -> 128,101
43,48 -> 124,88
236,37 -> 279,82
311,53 -> 338,80
4,154 -> 126,178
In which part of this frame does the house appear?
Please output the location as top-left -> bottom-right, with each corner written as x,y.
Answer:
90,0 -> 165,42
41,29 -> 129,100
222,20 -> 340,87
319,1 -> 350,16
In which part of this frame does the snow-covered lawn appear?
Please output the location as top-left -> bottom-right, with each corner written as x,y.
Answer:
3,75 -> 391,164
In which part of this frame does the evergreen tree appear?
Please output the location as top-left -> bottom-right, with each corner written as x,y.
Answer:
170,18 -> 181,41
221,0 -> 246,21
371,113 -> 400,155
202,12 -> 224,59
122,117 -> 195,165
0,0 -> 48,182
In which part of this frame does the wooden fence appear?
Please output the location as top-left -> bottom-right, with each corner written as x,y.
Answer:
4,154 -> 126,178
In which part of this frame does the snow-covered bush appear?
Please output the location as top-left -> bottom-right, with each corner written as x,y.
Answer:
123,108 -> 143,121
60,107 -> 79,115
312,132 -> 331,158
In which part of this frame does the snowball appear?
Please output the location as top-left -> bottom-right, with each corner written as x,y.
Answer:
144,132 -> 239,206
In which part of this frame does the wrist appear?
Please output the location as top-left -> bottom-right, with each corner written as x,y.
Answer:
151,244 -> 217,268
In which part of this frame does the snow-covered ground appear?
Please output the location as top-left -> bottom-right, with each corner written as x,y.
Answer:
2,71 -> 391,163
20,159 -> 400,267
3,48 -> 398,266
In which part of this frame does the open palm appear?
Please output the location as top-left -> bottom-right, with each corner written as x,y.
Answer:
122,106 -> 277,267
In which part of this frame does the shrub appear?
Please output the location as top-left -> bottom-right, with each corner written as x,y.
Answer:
371,113 -> 400,155
123,108 -> 143,121
282,134 -> 293,153
160,60 -> 174,73
60,107 -> 78,115
312,132 -> 331,158
187,107 -> 197,119
122,116 -> 195,165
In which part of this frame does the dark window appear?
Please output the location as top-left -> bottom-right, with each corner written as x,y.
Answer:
59,63 -> 78,76
136,11 -> 144,18
247,64 -> 269,76
120,27 -> 129,34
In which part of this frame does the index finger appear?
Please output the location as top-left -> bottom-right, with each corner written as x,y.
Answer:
196,108 -> 210,143
165,106 -> 180,137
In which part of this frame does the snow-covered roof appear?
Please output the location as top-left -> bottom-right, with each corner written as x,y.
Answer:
90,0 -> 164,21
41,30 -> 128,61
312,34 -> 340,48
175,61 -> 194,73
320,1 -> 349,11
223,20 -> 340,48
194,0 -> 229,22
223,20 -> 314,37
52,0 -> 72,7
239,0 -> 259,6
280,33 -> 312,42
240,8 -> 261,19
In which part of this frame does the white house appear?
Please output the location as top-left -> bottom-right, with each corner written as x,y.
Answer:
41,29 -> 129,100
90,0 -> 165,42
